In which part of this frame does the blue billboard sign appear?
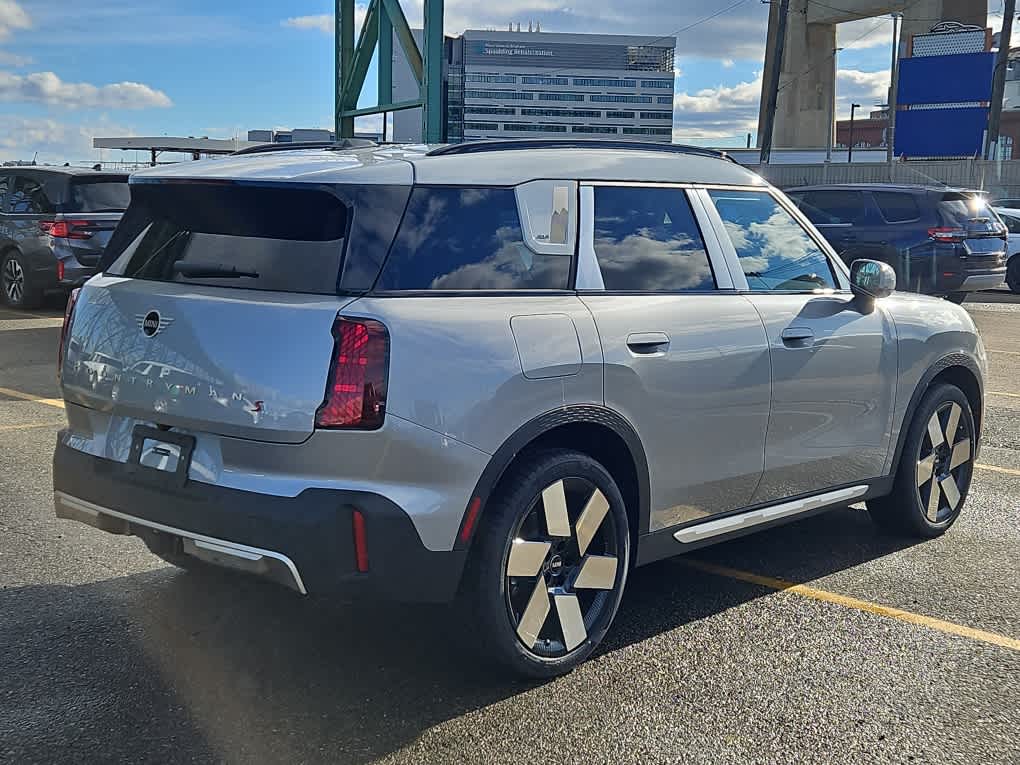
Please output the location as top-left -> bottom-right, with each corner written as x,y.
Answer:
897,52 -> 994,105
894,107 -> 988,158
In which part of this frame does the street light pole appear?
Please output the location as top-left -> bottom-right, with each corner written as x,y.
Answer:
887,12 -> 902,163
848,103 -> 860,163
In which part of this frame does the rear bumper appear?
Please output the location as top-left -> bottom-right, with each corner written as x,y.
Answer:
52,441 -> 468,601
956,271 -> 1007,292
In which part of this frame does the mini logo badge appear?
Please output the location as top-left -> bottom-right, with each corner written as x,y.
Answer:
137,311 -> 173,337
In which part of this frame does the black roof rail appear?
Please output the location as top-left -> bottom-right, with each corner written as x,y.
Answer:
425,139 -> 738,163
231,138 -> 378,156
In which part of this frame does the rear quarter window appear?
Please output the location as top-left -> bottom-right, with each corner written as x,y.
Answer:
873,191 -> 921,223
374,186 -> 571,291
65,177 -> 130,212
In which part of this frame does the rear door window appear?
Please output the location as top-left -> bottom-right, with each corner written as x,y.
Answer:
799,190 -> 868,225
591,185 -> 715,291
709,189 -> 839,292
873,191 -> 921,223
105,183 -> 348,294
375,186 -> 571,291
65,177 -> 130,212
0,174 -> 10,212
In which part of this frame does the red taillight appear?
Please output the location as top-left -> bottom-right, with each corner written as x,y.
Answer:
41,220 -> 92,240
352,510 -> 369,573
928,226 -> 967,244
57,288 -> 80,382
56,260 -> 65,281
315,317 -> 389,429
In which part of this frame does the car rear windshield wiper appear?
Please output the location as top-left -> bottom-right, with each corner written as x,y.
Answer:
173,262 -> 260,279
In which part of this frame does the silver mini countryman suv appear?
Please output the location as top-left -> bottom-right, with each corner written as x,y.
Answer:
54,139 -> 986,677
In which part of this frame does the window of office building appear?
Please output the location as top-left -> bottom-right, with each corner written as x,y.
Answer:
534,92 -> 585,102
572,125 -> 618,134
465,90 -> 534,100
622,127 -> 672,135
573,78 -> 637,88
641,79 -> 673,89
605,111 -> 635,119
465,74 -> 517,83
656,96 -> 672,104
521,76 -> 569,85
521,108 -> 602,118
639,112 -> 673,120
465,106 -> 517,115
464,122 -> 500,131
502,123 -> 569,133
590,94 -> 653,104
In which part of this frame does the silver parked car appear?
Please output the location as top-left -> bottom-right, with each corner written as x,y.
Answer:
54,140 -> 986,677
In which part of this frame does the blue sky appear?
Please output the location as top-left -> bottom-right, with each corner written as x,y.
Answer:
0,0 -> 1002,162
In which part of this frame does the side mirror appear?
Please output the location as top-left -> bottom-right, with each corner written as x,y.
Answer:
850,259 -> 896,300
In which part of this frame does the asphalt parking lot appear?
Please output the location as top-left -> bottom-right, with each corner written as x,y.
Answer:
1,291 -> 1018,764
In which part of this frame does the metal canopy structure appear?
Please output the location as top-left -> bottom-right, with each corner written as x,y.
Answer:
335,0 -> 444,143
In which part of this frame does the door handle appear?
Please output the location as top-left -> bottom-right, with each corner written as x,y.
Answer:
781,327 -> 815,347
627,332 -> 670,354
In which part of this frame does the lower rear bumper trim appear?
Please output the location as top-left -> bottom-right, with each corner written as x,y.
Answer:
53,490 -> 308,594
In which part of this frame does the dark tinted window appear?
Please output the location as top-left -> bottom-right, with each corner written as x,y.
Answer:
0,174 -> 9,212
998,209 -> 1020,234
592,186 -> 714,291
106,183 -> 347,294
8,175 -> 55,215
799,190 -> 867,225
66,177 -> 130,212
873,191 -> 920,223
709,189 -> 838,292
376,186 -> 570,291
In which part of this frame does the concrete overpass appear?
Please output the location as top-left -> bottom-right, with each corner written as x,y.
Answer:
758,0 -> 987,149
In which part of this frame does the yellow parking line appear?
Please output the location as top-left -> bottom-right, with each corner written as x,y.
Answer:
683,559 -> 1020,652
0,386 -> 65,409
975,462 -> 1020,477
988,391 -> 1020,398
0,421 -> 63,433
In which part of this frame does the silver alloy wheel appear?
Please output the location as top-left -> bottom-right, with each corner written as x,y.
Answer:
916,401 -> 972,523
2,256 -> 24,305
505,477 -> 619,658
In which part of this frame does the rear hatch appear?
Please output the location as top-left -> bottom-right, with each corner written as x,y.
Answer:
55,175 -> 130,266
60,181 -> 356,443
936,191 -> 1008,270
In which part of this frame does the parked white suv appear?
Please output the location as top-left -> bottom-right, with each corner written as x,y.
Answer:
54,140 -> 986,676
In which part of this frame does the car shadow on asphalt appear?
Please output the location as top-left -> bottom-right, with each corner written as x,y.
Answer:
0,505 -> 913,764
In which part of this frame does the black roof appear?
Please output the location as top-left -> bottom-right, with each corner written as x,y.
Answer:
785,182 -> 984,194
0,165 -> 129,179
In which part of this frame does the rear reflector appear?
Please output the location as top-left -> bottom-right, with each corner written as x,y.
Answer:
458,497 -> 482,545
315,317 -> 389,429
57,288 -> 80,382
352,510 -> 369,573
56,260 -> 65,281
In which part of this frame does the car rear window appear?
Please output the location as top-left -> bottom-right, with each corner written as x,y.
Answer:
64,177 -> 130,212
104,182 -> 348,294
938,192 -> 994,225
873,191 -> 921,223
798,190 -> 868,225
374,186 -> 571,291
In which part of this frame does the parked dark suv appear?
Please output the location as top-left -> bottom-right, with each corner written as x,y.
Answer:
0,167 -> 129,309
786,184 -> 1007,302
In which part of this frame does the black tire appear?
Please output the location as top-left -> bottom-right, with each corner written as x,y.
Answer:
1007,256 -> 1020,294
944,292 -> 967,304
867,383 -> 976,538
1,250 -> 43,309
462,449 -> 630,678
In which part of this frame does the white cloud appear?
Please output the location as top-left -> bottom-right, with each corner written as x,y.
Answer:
672,74 -> 763,140
283,7 -> 368,35
836,67 -> 889,119
837,16 -> 894,51
0,0 -> 30,41
0,115 -> 136,164
722,59 -> 735,68
0,70 -> 172,109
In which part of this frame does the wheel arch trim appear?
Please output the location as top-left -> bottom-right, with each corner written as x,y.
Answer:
455,405 -> 651,550
889,353 -> 983,475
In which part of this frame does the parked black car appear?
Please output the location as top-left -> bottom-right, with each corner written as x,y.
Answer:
786,184 -> 1007,302
0,167 -> 129,309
